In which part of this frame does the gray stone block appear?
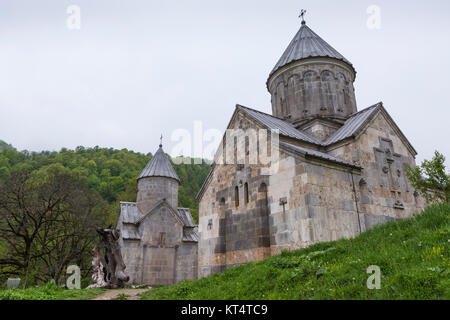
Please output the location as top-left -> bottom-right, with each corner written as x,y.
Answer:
7,278 -> 21,289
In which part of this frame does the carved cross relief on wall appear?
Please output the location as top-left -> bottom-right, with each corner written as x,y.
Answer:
374,138 -> 406,209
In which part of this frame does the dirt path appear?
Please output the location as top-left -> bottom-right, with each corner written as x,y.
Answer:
93,288 -> 149,300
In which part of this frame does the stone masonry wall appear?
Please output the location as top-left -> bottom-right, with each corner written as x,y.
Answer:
198,162 -> 272,277
302,120 -> 341,142
198,111 -> 273,278
267,59 -> 357,127
198,108 -> 425,279
327,110 -> 425,229
138,206 -> 184,285
137,177 -> 178,214
120,205 -> 198,285
267,152 -> 361,255
176,243 -> 198,283
120,239 -> 142,284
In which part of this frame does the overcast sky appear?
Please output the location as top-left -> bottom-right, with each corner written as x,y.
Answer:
0,0 -> 449,165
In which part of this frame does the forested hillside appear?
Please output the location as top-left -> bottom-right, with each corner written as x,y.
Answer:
0,140 -> 14,151
0,143 -> 211,286
0,145 -> 211,222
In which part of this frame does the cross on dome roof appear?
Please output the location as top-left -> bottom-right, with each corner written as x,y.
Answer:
269,17 -> 355,77
138,142 -> 180,183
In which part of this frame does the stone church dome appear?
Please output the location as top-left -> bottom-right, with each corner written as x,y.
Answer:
267,20 -> 358,136
138,144 -> 180,183
136,143 -> 180,214
269,20 -> 355,77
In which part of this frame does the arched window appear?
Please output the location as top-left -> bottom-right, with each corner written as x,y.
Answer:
343,89 -> 347,106
244,183 -> 249,204
235,186 -> 239,207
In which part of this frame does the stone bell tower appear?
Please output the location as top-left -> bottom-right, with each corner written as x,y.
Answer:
267,18 -> 358,141
136,142 -> 180,214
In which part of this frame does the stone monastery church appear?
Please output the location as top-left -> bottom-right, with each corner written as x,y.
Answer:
196,19 -> 425,278
117,18 -> 425,285
117,144 -> 199,285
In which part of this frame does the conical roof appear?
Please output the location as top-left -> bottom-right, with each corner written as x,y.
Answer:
137,144 -> 180,183
269,21 -> 354,77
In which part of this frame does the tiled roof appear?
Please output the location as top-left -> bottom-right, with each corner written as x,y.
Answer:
118,202 -> 141,240
177,208 -> 196,227
138,145 -> 180,182
120,202 -> 141,224
183,226 -> 199,242
118,201 -> 198,242
237,105 -> 322,145
270,22 -> 354,77
325,103 -> 381,145
280,142 -> 361,169
122,226 -> 141,240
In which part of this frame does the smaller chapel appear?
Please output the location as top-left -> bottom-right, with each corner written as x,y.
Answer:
116,143 -> 198,286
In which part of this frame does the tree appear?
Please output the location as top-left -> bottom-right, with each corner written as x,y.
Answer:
405,151 -> 450,204
0,164 -> 107,286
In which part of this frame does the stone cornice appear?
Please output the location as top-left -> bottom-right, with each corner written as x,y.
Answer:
267,57 -> 356,91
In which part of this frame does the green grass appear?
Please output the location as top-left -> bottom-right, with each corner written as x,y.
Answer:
113,293 -> 131,300
0,282 -> 105,300
141,203 -> 450,300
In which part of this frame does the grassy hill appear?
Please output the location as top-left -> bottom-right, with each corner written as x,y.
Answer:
0,282 -> 104,300
0,204 -> 447,300
141,203 -> 449,300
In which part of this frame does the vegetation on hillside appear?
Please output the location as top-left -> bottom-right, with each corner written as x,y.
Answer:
140,203 -> 450,300
0,164 -> 106,287
0,145 -> 211,222
406,151 -> 450,204
0,140 -> 14,151
0,144 -> 211,287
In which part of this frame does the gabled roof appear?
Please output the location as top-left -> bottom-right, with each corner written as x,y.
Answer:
137,200 -> 182,225
138,145 -> 180,183
176,208 -> 197,227
237,104 -> 322,145
270,22 -> 355,77
280,142 -> 361,169
196,101 -> 417,201
118,201 -> 198,242
325,103 -> 381,145
119,201 -> 197,227
324,102 -> 417,156
119,202 -> 141,224
195,164 -> 214,201
182,226 -> 199,242
122,226 -> 141,240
